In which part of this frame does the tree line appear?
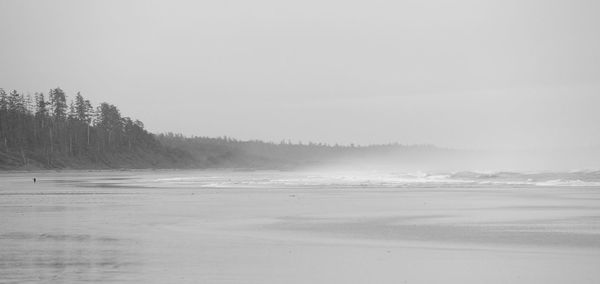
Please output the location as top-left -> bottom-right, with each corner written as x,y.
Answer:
1,86 -> 445,170
156,133 -> 442,169
0,87 -> 175,168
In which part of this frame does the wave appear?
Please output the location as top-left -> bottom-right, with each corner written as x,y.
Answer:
143,170 -> 600,188
448,170 -> 600,187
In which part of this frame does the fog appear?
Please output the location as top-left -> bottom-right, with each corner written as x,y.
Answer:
1,0 -> 599,154
304,146 -> 600,173
3,2 -> 600,283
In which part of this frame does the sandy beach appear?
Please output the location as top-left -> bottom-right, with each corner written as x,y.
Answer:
1,170 -> 600,283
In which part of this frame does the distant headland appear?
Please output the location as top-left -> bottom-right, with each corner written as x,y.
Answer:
0,87 -> 446,171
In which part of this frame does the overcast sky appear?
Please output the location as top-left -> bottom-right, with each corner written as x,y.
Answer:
1,0 -> 599,149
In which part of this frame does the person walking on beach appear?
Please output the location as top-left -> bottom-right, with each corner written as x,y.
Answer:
33,178 -> 36,183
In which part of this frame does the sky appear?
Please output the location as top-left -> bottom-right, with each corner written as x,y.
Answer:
1,0 -> 599,150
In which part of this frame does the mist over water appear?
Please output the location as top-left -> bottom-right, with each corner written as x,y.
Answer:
2,0 -> 600,282
301,144 -> 600,175
144,169 -> 600,188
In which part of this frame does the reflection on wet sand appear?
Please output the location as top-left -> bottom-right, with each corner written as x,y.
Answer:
270,214 -> 600,248
0,232 -> 137,283
1,170 -> 600,284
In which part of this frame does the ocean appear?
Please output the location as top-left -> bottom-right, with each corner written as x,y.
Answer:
1,169 -> 599,283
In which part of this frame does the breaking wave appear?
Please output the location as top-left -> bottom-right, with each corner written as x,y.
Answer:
147,170 -> 600,188
448,170 -> 600,187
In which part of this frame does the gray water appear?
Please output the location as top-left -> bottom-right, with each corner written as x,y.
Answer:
1,170 -> 600,283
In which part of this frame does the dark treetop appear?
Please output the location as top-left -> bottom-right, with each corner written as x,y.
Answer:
0,87 -> 445,170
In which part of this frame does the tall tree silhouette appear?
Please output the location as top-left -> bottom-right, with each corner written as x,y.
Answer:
0,86 -> 187,169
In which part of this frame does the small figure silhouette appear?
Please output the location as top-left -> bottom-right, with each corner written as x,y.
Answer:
33,178 -> 36,183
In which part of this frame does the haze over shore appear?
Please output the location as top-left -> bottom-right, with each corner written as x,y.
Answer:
2,0 -> 599,151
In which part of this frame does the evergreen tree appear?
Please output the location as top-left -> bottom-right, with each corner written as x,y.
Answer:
74,92 -> 91,122
0,89 -> 8,148
49,87 -> 67,119
0,86 -> 179,169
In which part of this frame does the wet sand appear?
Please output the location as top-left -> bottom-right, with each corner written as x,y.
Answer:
1,171 -> 600,283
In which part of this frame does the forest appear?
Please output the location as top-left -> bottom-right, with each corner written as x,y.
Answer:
0,87 -> 191,169
155,134 -> 445,169
0,87 -> 447,170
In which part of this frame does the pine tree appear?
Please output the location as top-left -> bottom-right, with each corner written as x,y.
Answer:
0,89 -> 7,148
49,87 -> 67,120
0,85 -> 185,169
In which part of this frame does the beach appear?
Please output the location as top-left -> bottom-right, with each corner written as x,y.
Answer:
1,170 -> 600,283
